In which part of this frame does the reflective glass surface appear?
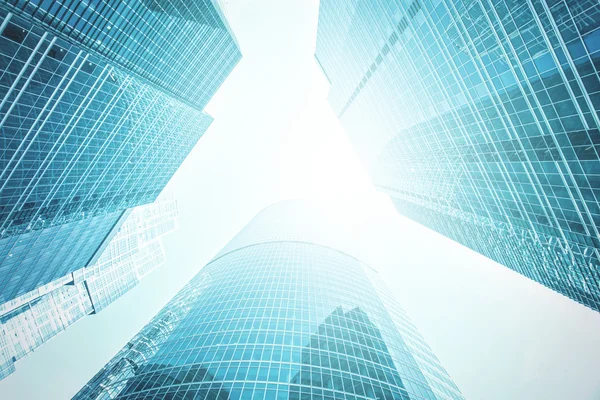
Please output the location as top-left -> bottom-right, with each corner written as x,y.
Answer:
0,210 -> 126,302
0,198 -> 178,380
0,1 -> 225,303
75,203 -> 464,400
1,0 -> 241,110
0,277 -> 93,379
0,10 -> 213,238
84,197 -> 178,312
316,0 -> 600,311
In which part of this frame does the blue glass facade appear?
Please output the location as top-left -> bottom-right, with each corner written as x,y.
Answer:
1,0 -> 241,110
0,210 -> 126,303
0,10 -> 214,237
0,0 -> 239,301
0,198 -> 179,379
75,202 -> 464,400
315,0 -> 600,311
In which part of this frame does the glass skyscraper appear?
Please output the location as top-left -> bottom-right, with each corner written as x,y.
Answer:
0,197 -> 178,380
0,0 -> 240,301
75,202 -> 464,400
315,0 -> 600,311
0,0 -> 240,110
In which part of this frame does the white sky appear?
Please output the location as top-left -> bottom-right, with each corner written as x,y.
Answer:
1,0 -> 599,399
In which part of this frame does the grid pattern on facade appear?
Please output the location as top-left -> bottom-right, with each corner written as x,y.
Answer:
75,272 -> 214,400
0,210 -> 126,303
0,281 -> 93,379
74,204 -> 464,400
0,11 -> 212,239
362,267 -> 463,399
86,240 -> 165,312
87,197 -> 177,275
0,198 -> 178,380
1,0 -> 241,110
0,0 -> 238,317
316,0 -> 600,311
0,266 -> 73,317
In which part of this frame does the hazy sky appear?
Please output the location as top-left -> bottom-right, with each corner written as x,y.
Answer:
1,0 -> 600,399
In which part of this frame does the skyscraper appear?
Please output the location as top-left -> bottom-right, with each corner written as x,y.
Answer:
75,202 -> 464,400
0,0 -> 240,110
315,0 -> 600,311
0,0 -> 241,301
0,197 -> 178,380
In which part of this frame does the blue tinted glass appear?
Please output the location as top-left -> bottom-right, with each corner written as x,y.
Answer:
316,0 -> 600,312
74,204 -> 465,400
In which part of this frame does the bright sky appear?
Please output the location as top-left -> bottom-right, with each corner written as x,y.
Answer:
1,1 -> 600,399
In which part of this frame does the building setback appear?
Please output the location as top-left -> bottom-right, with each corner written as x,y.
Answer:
315,0 -> 600,311
74,202 -> 465,400
0,0 -> 241,302
0,197 -> 179,380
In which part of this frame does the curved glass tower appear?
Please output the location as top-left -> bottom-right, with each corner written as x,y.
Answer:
75,202 -> 464,400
